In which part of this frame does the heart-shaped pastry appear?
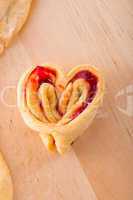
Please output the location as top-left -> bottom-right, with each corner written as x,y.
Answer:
17,64 -> 105,154
0,0 -> 32,54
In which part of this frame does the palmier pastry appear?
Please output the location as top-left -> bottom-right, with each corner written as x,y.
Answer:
17,64 -> 105,154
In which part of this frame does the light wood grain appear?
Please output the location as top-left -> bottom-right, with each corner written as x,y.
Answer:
0,0 -> 133,199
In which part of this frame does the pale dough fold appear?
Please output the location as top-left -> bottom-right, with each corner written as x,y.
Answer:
17,64 -> 105,154
0,0 -> 32,54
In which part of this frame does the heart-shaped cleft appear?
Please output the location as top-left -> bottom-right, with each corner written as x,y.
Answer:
17,64 -> 105,154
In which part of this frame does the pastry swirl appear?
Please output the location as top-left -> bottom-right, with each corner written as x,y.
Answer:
18,64 -> 105,154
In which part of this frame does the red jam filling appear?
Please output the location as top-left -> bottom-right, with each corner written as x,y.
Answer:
29,66 -> 56,88
70,70 -> 98,120
25,66 -> 56,108
26,67 -> 98,122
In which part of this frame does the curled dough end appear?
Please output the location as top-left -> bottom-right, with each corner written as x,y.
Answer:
40,133 -> 71,154
40,134 -> 56,152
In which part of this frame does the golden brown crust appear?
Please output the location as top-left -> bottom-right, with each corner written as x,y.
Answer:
0,152 -> 13,200
0,0 -> 32,54
17,64 -> 105,154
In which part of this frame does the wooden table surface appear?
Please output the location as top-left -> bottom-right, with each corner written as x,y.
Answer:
0,0 -> 133,199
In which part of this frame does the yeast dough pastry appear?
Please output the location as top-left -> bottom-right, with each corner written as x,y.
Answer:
0,152 -> 13,200
17,64 -> 105,154
0,0 -> 32,54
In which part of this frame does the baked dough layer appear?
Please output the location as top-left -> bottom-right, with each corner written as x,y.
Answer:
18,64 -> 105,154
0,0 -> 32,54
0,152 -> 13,200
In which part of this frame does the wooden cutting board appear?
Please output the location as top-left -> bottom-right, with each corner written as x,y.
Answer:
0,0 -> 133,199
